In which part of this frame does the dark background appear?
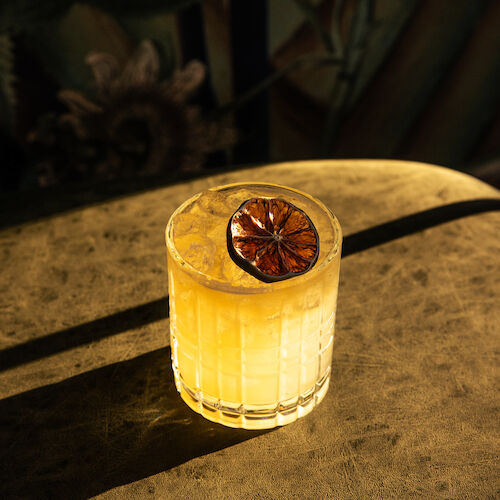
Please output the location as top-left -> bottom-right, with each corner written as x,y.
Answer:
1,0 -> 499,217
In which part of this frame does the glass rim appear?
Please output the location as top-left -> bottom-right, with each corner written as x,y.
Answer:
165,182 -> 342,293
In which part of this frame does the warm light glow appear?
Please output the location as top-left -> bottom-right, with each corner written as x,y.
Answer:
166,183 -> 342,429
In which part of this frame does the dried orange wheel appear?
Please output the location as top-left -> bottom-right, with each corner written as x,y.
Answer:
227,197 -> 319,282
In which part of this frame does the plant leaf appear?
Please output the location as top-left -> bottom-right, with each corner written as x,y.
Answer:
165,60 -> 206,102
58,89 -> 102,115
119,40 -> 160,88
85,52 -> 120,97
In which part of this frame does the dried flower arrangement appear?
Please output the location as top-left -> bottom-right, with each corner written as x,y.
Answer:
28,40 -> 235,186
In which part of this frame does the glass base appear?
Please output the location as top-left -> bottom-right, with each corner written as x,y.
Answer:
172,365 -> 331,430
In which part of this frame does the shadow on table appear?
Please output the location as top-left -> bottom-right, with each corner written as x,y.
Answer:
0,347 -> 268,499
0,163 -> 262,230
3,197 -> 500,499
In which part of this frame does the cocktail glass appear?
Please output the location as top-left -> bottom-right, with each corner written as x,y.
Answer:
165,183 -> 342,429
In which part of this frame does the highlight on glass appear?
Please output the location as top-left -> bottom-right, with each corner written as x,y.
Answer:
165,183 -> 342,429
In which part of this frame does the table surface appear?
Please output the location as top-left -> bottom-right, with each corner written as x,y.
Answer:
1,160 -> 499,499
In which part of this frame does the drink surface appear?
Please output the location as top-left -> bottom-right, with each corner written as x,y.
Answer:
166,183 -> 342,429
167,184 -> 339,290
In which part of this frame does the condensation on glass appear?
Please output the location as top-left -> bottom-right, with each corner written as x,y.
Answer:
165,183 -> 342,429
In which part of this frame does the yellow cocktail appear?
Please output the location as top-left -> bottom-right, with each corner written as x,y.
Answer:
166,183 -> 342,429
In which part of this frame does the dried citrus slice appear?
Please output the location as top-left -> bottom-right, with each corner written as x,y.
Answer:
227,197 -> 319,282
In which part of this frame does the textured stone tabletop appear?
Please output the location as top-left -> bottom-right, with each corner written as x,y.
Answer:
0,160 -> 499,499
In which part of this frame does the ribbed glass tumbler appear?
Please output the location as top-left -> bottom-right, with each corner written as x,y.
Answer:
165,183 -> 342,429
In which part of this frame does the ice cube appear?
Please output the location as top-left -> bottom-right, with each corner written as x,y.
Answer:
173,212 -> 203,236
193,190 -> 229,219
175,233 -> 217,272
